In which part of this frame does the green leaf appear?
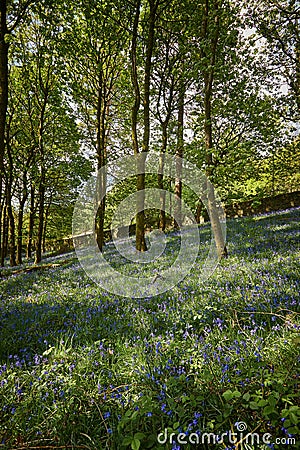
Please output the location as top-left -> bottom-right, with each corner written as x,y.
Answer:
243,392 -> 251,401
249,401 -> 259,410
232,390 -> 242,398
223,390 -> 233,401
290,413 -> 298,425
267,395 -> 277,407
263,405 -> 275,416
257,399 -> 268,407
131,438 -> 140,450
134,433 -> 145,440
122,436 -> 133,446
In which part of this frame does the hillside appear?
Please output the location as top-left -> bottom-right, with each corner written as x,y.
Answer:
0,208 -> 299,449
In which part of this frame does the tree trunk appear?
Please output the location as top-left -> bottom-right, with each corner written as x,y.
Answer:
35,82 -> 48,264
204,82 -> 227,258
201,0 -> 227,260
16,170 -> 29,264
1,203 -> 7,266
0,2 -> 8,268
157,44 -> 175,231
0,177 -> 2,263
42,196 -> 51,254
295,32 -> 300,114
95,75 -> 107,252
16,199 -> 26,265
35,170 -> 45,264
158,149 -> 166,230
195,200 -> 209,223
130,0 -> 141,157
5,130 -> 16,266
0,0 -> 8,183
136,154 -> 147,251
137,0 -> 157,251
130,0 -> 147,251
27,184 -> 35,258
6,184 -> 16,266
174,86 -> 184,229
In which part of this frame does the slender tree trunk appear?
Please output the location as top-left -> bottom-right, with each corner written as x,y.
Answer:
27,184 -> 35,258
0,2 -> 8,269
16,199 -> 26,265
136,0 -> 157,251
295,32 -> 300,114
6,184 -> 16,266
136,154 -> 147,251
131,0 -> 141,157
195,200 -> 209,223
174,86 -> 184,229
130,0 -> 147,251
5,134 -> 16,266
16,207 -> 24,265
16,170 -> 29,264
0,177 -> 2,263
35,168 -> 45,264
201,0 -> 227,260
204,80 -> 228,258
0,0 -> 8,184
42,196 -> 51,253
1,203 -> 7,266
0,178 -> 4,267
95,76 -> 107,252
157,46 -> 174,231
204,73 -> 227,258
35,83 -> 48,264
158,148 -> 166,230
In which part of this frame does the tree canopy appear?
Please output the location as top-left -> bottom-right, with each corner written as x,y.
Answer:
0,0 -> 299,266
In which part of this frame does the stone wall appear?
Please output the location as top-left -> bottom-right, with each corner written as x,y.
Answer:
225,191 -> 300,218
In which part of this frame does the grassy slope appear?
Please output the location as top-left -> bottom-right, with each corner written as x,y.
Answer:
0,208 -> 299,449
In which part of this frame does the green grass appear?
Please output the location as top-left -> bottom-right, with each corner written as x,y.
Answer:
0,208 -> 299,449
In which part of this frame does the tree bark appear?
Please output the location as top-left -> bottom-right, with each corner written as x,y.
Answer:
158,147 -> 166,230
5,131 -> 16,266
42,194 -> 52,254
95,74 -> 107,252
130,0 -> 147,251
35,169 -> 45,264
201,0 -> 227,260
0,177 -> 2,263
27,183 -> 35,258
131,0 -> 141,157
135,0 -> 157,251
6,184 -> 16,266
0,0 -> 8,183
16,197 -> 26,265
16,168 -> 29,264
174,86 -> 184,229
1,202 -> 7,266
35,92 -> 48,264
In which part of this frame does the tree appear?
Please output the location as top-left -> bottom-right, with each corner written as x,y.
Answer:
130,0 -> 161,251
197,0 -> 229,259
0,0 -> 33,266
62,0 -> 128,251
1,3 -> 90,265
246,0 -> 300,119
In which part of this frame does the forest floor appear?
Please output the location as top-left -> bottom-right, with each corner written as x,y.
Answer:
0,208 -> 299,449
